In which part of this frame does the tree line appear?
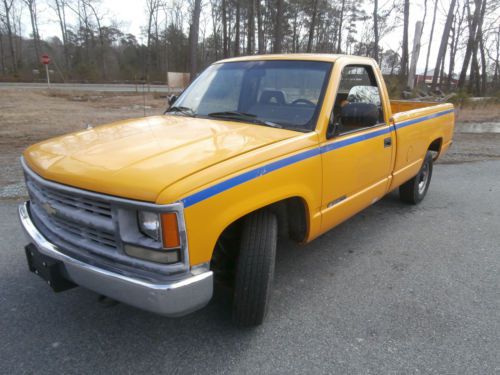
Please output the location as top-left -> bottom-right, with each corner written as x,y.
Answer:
1,0 -> 499,96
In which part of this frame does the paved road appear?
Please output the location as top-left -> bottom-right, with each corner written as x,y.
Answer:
0,82 -> 181,93
1,161 -> 499,374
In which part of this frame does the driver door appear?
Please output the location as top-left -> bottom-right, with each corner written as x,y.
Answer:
320,65 -> 394,232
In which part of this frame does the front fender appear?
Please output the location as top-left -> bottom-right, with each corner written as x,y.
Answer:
166,147 -> 323,266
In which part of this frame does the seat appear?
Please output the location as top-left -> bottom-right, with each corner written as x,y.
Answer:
259,90 -> 287,105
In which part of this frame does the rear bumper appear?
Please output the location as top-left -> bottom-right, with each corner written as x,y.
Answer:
18,202 -> 213,317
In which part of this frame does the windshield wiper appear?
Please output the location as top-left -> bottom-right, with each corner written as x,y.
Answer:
165,106 -> 196,117
207,111 -> 282,129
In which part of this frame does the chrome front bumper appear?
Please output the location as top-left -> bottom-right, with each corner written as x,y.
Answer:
18,202 -> 214,317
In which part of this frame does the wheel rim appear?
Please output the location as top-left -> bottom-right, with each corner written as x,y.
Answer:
418,162 -> 430,195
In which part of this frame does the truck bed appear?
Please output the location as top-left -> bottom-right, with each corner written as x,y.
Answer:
390,100 -> 445,115
389,100 -> 455,191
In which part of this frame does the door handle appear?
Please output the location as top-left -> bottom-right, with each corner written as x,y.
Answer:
384,137 -> 392,148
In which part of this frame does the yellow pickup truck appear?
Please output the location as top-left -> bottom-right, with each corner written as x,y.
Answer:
19,54 -> 454,326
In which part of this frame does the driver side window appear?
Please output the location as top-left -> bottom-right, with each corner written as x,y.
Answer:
333,65 -> 384,135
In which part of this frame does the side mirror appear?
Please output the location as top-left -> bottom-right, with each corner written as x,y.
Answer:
340,102 -> 378,128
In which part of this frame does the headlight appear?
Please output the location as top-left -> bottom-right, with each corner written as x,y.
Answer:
138,211 -> 160,241
129,210 -> 182,264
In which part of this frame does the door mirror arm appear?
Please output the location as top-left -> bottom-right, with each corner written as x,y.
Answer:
168,95 -> 178,107
326,112 -> 338,139
164,95 -> 179,114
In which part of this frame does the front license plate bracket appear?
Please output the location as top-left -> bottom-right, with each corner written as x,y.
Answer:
25,244 -> 77,292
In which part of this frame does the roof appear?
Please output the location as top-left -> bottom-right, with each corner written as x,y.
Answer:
217,53 -> 375,64
417,68 -> 436,76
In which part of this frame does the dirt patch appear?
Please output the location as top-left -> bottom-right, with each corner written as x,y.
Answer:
438,133 -> 500,164
455,101 -> 500,123
0,89 -> 167,191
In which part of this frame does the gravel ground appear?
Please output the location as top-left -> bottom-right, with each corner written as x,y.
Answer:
1,160 -> 499,374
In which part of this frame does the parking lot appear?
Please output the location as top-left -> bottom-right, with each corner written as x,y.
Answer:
1,159 -> 499,374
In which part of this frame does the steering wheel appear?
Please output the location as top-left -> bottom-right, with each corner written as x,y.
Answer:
291,98 -> 315,106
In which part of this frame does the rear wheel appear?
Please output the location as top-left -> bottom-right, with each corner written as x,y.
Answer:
399,151 -> 433,204
232,210 -> 277,327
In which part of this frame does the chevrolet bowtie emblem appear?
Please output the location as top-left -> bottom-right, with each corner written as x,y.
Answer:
41,202 -> 57,216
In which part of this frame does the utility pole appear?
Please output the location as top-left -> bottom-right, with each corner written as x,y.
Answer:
408,21 -> 423,90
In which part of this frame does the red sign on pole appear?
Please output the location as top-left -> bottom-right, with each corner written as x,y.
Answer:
41,54 -> 50,65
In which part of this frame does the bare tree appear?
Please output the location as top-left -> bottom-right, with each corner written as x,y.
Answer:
473,0 -> 488,94
486,25 -> 500,89
400,0 -> 410,80
274,0 -> 283,52
234,0 -> 240,56
458,0 -> 486,89
0,0 -> 497,92
145,0 -> 162,77
1,0 -> 16,72
84,0 -> 108,79
431,0 -> 457,90
373,0 -> 379,63
0,25 -> 5,74
447,1 -> 465,89
221,0 -> 228,57
189,0 -> 202,79
422,0 -> 438,81
209,0 -> 220,60
23,0 -> 40,64
306,0 -> 319,53
51,0 -> 70,71
256,0 -> 264,53
246,0 -> 254,54
336,0 -> 346,53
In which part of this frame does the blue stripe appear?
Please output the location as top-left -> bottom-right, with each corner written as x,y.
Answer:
182,148 -> 321,207
320,126 -> 392,153
181,108 -> 453,208
395,108 -> 454,130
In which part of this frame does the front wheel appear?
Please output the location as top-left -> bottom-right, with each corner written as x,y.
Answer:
233,210 -> 277,327
399,151 -> 434,205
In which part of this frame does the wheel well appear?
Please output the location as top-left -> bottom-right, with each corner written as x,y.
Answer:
428,138 -> 443,160
429,138 -> 442,152
210,197 -> 308,284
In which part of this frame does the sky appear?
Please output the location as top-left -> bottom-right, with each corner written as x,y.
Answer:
25,0 -> 450,73
32,0 -> 146,40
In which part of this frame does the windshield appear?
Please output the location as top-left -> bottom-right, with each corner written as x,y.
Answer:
170,60 -> 332,132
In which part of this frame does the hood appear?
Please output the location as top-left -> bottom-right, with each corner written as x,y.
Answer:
24,115 -> 300,202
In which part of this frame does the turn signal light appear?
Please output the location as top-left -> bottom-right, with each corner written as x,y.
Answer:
161,213 -> 180,249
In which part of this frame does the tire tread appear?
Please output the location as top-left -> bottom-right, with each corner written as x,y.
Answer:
233,210 -> 277,327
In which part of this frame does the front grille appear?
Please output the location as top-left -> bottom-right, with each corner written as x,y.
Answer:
27,176 -> 112,218
25,171 -> 118,255
50,214 -> 117,248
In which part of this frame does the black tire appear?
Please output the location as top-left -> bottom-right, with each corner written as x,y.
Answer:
399,151 -> 434,205
232,210 -> 277,327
